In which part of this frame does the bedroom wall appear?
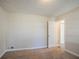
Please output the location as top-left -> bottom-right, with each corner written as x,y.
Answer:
60,7 -> 79,55
6,13 -> 48,49
0,7 -> 8,57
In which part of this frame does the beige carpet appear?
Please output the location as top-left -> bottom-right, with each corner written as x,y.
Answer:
1,48 -> 79,59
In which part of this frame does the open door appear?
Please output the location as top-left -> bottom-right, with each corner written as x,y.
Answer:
48,20 -> 55,48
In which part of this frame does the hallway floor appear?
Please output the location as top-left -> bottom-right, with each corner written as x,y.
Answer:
1,48 -> 79,59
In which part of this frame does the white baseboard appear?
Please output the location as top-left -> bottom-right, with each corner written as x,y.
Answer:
0,46 -> 47,58
7,46 -> 47,52
65,49 -> 79,57
0,50 -> 7,58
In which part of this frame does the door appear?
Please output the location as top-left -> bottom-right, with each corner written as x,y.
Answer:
48,21 -> 55,48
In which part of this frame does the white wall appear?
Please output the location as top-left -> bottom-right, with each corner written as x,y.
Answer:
7,13 -> 48,49
0,7 -> 8,57
60,7 -> 79,55
0,7 -> 49,53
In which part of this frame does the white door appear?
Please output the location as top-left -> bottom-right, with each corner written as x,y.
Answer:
48,21 -> 55,48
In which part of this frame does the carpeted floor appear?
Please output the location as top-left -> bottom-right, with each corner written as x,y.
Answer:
1,48 -> 79,59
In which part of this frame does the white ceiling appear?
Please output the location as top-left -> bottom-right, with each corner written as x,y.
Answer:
0,0 -> 79,16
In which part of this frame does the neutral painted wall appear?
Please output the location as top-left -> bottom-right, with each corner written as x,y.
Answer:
0,7 -> 8,56
60,7 -> 79,55
7,13 -> 48,49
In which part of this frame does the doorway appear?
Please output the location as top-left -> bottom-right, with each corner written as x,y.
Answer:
60,20 -> 65,48
47,20 -> 65,48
